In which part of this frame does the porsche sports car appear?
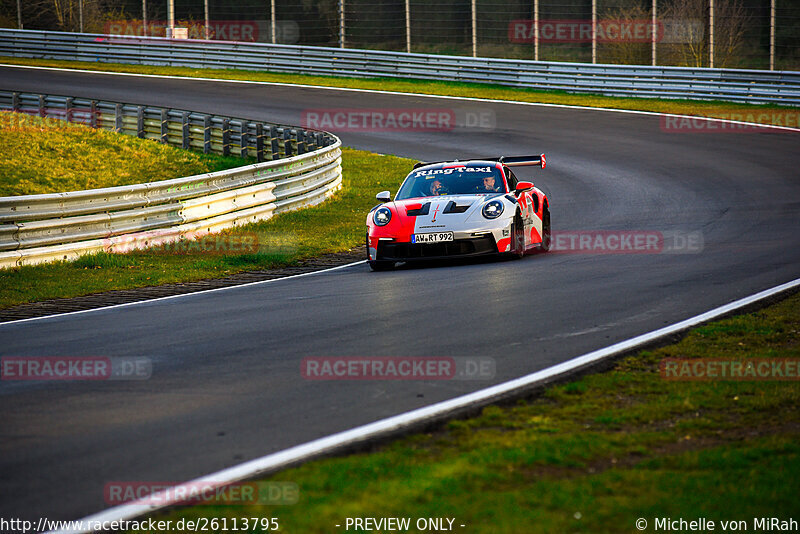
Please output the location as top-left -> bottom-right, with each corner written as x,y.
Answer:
366,155 -> 550,271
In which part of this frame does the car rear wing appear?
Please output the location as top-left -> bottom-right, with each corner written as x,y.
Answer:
413,154 -> 546,170
488,155 -> 546,169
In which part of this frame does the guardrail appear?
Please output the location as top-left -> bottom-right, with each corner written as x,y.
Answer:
0,90 -> 342,269
1,29 -> 799,105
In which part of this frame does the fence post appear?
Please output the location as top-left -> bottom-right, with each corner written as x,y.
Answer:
709,0 -> 714,68
271,0 -> 277,44
160,109 -> 168,143
203,115 -> 211,153
137,106 -> 145,138
770,0 -> 776,71
405,0 -> 411,54
471,0 -> 477,58
592,0 -> 597,64
11,92 -> 19,113
167,0 -> 175,38
652,0 -> 657,66
181,112 -> 190,149
204,0 -> 210,40
16,0 -> 22,29
222,118 -> 231,156
534,0 -> 539,61
38,95 -> 46,117
142,0 -> 147,37
339,0 -> 345,48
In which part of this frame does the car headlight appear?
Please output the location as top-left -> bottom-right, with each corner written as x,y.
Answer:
373,206 -> 392,226
482,200 -> 504,219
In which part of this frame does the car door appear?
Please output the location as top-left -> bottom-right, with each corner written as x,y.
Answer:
505,167 -> 538,247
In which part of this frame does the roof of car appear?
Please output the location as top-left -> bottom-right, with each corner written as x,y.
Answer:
412,160 -> 502,172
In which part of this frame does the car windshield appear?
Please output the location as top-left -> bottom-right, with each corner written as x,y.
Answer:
395,165 -> 505,200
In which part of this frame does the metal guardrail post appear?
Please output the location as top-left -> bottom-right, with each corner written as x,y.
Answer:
222,118 -> 231,157
256,123 -> 265,163
203,115 -> 211,154
181,112 -> 190,150
160,110 -> 168,143
239,121 -> 248,159
115,103 -> 123,133
65,97 -> 73,123
90,100 -> 98,128
283,128 -> 293,157
270,126 -> 279,160
12,92 -> 19,112
296,130 -> 306,155
136,106 -> 145,138
38,95 -> 46,117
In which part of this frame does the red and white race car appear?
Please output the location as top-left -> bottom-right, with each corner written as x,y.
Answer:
366,155 -> 550,270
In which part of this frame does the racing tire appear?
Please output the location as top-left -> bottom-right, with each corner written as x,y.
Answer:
368,260 -> 395,271
366,231 -> 395,271
540,205 -> 551,252
510,214 -> 525,260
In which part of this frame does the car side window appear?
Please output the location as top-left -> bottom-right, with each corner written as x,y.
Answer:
505,168 -> 518,191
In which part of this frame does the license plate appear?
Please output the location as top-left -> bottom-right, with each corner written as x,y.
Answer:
412,232 -> 454,244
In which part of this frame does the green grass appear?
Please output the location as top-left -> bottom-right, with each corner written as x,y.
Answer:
0,111 -> 247,196
140,292 -> 800,533
0,146 -> 412,309
3,56 -> 798,123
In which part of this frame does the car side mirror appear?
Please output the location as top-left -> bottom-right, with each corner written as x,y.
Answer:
376,191 -> 391,202
515,181 -> 533,194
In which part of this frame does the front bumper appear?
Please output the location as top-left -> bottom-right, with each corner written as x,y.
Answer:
376,234 -> 500,261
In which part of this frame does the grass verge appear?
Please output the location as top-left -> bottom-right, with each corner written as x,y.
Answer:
0,146 -> 412,309
0,111 -> 248,196
141,290 -> 800,533
3,57 -> 798,123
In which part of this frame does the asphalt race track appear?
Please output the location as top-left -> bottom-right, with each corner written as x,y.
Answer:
1,65 -> 798,523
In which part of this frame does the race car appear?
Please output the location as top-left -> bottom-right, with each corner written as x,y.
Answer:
366,155 -> 550,271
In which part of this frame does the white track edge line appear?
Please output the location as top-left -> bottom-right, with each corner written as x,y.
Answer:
3,63 -> 800,133
0,260 -> 365,327
54,276 -> 800,533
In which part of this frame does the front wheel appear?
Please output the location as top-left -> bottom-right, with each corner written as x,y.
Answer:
368,260 -> 395,271
509,214 -> 525,259
539,206 -> 551,252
